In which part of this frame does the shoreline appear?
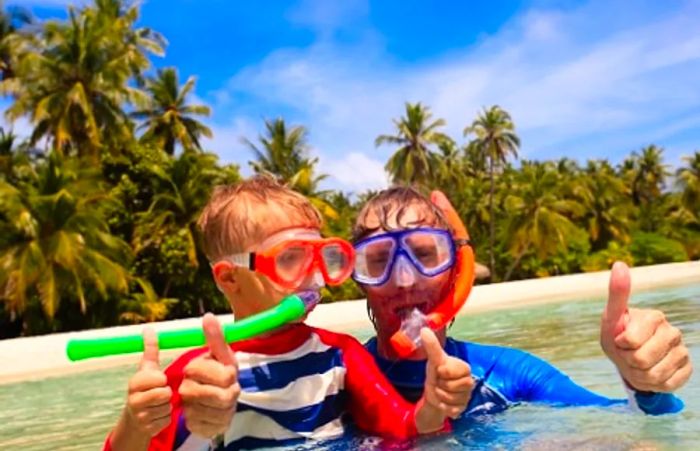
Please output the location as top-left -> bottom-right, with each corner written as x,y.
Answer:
1,261 -> 698,385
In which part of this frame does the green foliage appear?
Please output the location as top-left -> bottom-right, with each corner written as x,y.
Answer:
629,232 -> 688,265
520,225 -> 591,278
582,241 -> 634,272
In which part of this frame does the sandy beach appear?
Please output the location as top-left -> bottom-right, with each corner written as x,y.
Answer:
1,261 -> 698,385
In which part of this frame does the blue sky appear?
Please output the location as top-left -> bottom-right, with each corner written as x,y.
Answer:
7,0 -> 700,193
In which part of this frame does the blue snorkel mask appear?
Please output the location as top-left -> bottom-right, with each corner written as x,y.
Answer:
352,227 -> 457,286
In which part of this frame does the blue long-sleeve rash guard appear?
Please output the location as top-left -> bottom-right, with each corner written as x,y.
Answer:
364,337 -> 684,416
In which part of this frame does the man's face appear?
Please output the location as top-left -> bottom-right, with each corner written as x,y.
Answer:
360,204 -> 453,336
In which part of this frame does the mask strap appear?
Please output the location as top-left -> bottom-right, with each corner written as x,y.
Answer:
222,253 -> 256,270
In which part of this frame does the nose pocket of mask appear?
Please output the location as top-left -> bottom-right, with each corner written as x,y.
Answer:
312,270 -> 326,288
393,255 -> 416,287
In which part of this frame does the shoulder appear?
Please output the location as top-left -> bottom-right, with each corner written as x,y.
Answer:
445,338 -> 544,374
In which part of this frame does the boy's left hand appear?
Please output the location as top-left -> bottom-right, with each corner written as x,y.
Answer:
600,262 -> 692,393
421,328 -> 474,418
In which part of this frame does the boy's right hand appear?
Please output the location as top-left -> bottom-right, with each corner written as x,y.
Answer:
125,327 -> 173,437
421,328 -> 474,419
179,313 -> 240,438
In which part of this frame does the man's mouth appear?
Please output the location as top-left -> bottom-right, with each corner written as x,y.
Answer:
393,302 -> 428,319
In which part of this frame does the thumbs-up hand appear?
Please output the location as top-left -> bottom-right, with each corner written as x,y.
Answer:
421,328 -> 474,419
179,313 -> 240,438
125,327 -> 173,437
601,262 -> 692,393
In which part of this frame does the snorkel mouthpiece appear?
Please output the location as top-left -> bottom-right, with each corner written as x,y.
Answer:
391,308 -> 429,356
296,289 -> 321,312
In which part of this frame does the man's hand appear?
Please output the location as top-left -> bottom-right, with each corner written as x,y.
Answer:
421,328 -> 474,419
179,313 -> 240,438
125,328 -> 173,437
601,261 -> 692,393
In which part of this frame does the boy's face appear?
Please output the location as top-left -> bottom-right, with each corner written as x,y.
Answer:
213,228 -> 327,319
359,204 -> 453,336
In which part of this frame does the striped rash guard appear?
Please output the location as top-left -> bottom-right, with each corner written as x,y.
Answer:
365,337 -> 684,417
105,324 -> 429,451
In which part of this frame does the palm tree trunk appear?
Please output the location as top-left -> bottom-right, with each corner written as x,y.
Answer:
163,278 -> 172,297
165,136 -> 175,155
504,242 -> 530,282
489,156 -> 496,281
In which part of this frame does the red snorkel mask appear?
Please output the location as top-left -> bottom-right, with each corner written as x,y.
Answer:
389,191 -> 476,358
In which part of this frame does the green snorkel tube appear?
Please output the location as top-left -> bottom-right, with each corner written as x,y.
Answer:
66,291 -> 320,361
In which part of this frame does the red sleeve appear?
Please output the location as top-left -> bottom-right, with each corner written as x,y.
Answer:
313,328 -> 420,439
148,348 -> 208,451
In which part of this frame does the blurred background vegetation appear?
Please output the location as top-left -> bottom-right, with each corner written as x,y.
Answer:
1,1 -> 698,337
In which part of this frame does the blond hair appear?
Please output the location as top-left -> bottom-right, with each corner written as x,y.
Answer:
198,175 -> 322,261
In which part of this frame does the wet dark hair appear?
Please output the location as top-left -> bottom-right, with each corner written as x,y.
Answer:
352,186 -> 452,242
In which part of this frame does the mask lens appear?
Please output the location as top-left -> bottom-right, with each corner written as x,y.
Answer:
321,243 -> 350,280
274,245 -> 311,283
403,230 -> 453,273
354,237 -> 396,283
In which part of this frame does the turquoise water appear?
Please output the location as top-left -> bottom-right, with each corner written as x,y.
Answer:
1,283 -> 698,450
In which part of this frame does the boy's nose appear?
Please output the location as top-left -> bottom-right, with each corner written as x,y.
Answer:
300,269 -> 325,290
393,255 -> 416,287
312,270 -> 325,288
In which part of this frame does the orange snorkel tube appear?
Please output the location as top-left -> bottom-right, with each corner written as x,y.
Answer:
389,191 -> 476,358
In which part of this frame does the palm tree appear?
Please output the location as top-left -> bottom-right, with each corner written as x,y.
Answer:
572,160 -> 632,250
431,138 -> 462,191
0,127 -> 24,182
376,102 -> 450,187
246,118 -> 338,220
132,150 -> 236,297
622,145 -> 670,206
246,118 -> 309,181
0,153 -> 131,322
502,162 -> 584,281
3,1 -> 163,157
91,0 -> 166,85
464,105 -> 520,280
131,67 -> 212,155
0,1 -> 33,80
133,151 -> 221,263
620,145 -> 671,232
676,151 -> 700,221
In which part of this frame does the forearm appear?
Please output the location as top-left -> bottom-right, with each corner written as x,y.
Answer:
106,408 -> 151,451
414,396 -> 448,434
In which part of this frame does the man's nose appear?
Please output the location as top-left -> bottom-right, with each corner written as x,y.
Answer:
393,255 -> 416,288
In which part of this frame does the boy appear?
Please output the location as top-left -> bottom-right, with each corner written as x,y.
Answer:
105,176 -> 473,450
352,186 -> 691,416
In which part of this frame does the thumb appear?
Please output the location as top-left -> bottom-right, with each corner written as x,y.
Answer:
140,326 -> 160,371
203,313 -> 236,366
421,328 -> 447,368
603,261 -> 631,336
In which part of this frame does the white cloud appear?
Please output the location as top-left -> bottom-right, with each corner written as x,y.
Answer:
286,0 -> 369,37
205,0 -> 700,192
318,151 -> 388,192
